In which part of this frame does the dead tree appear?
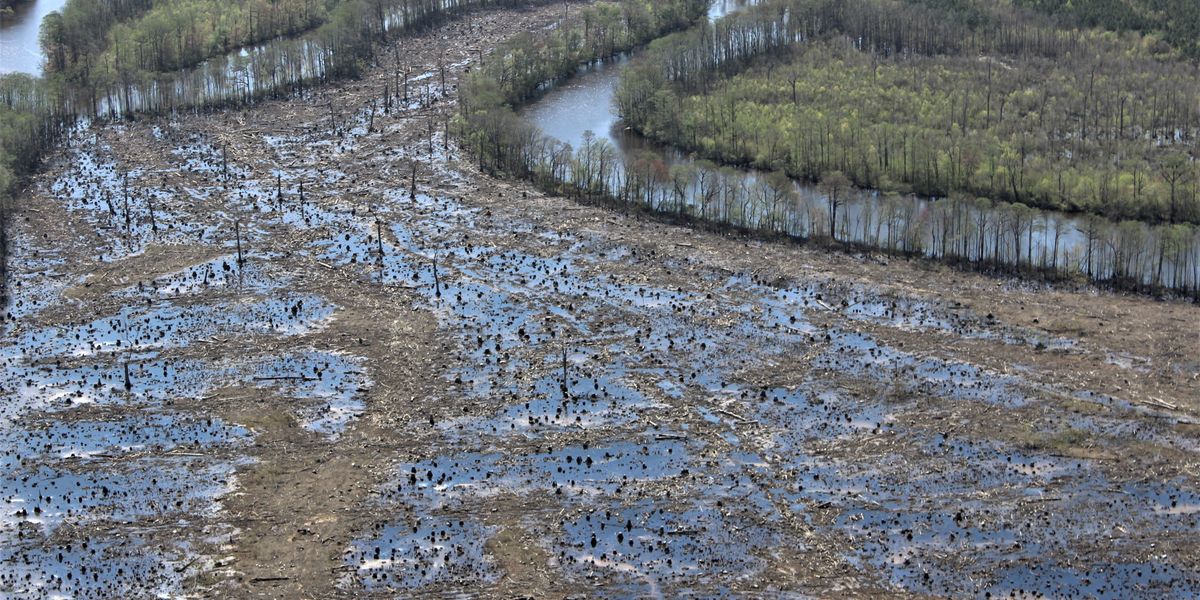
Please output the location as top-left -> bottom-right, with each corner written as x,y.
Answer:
234,220 -> 244,267
122,175 -> 132,234
431,256 -> 441,298
438,51 -> 447,97
410,161 -> 418,200
561,343 -> 569,398
427,118 -> 435,155
147,193 -> 157,235
376,218 -> 386,282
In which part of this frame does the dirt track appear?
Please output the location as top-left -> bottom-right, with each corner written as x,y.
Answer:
2,3 -> 1199,598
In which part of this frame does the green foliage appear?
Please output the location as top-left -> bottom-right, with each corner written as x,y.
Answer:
28,0 -> 556,116
454,0 -> 1199,295
617,0 -> 1200,225
1,0 -> 556,219
458,0 -> 708,175
44,0 -> 336,77
0,73 -> 72,294
480,0 -> 706,106
0,73 -> 67,202
1016,0 -> 1200,58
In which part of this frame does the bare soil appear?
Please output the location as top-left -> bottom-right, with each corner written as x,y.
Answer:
2,3 -> 1198,599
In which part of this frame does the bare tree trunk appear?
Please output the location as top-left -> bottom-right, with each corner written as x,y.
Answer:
235,220 -> 244,267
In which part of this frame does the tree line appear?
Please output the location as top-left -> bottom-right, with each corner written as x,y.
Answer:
2,0 -> 569,177
1016,0 -> 1200,59
28,0 -> 562,117
616,0 -> 1200,226
609,0 -> 1200,293
457,0 -> 1199,296
0,0 -> 560,305
469,113 -> 1200,294
619,42 -> 1200,225
457,0 -> 708,171
43,0 -> 331,76
0,74 -> 74,312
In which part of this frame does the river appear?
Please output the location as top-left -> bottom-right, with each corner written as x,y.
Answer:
518,0 -> 1198,291
0,0 -> 67,75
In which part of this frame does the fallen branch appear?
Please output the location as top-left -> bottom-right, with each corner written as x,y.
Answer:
1021,496 -> 1063,504
1139,396 -> 1179,411
174,557 -> 200,573
250,576 -> 291,583
715,408 -> 755,424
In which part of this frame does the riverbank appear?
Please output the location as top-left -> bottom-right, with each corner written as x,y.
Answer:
2,0 -> 1198,597
0,0 -> 63,75
483,0 -> 1200,297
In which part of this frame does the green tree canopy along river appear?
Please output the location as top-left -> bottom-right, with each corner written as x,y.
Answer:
466,0 -> 1200,294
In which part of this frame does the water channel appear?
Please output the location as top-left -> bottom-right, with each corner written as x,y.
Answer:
518,0 -> 1198,290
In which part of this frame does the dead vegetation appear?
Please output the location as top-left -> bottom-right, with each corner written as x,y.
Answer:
1,2 -> 1198,599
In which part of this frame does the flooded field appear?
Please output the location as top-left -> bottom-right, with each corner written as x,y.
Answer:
0,0 -> 68,75
2,2 -> 1199,598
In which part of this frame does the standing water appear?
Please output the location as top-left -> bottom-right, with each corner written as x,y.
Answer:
522,0 -> 746,151
518,0 -> 1199,291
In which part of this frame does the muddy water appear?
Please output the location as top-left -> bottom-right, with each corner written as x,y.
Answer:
0,0 -> 66,75
2,5 -> 1198,598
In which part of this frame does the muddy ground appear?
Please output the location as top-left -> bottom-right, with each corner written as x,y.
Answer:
2,3 -> 1199,598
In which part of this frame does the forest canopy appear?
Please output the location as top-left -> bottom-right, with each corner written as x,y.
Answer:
615,0 -> 1200,225
455,0 -> 1199,294
1,0 -> 556,226
1016,0 -> 1200,58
